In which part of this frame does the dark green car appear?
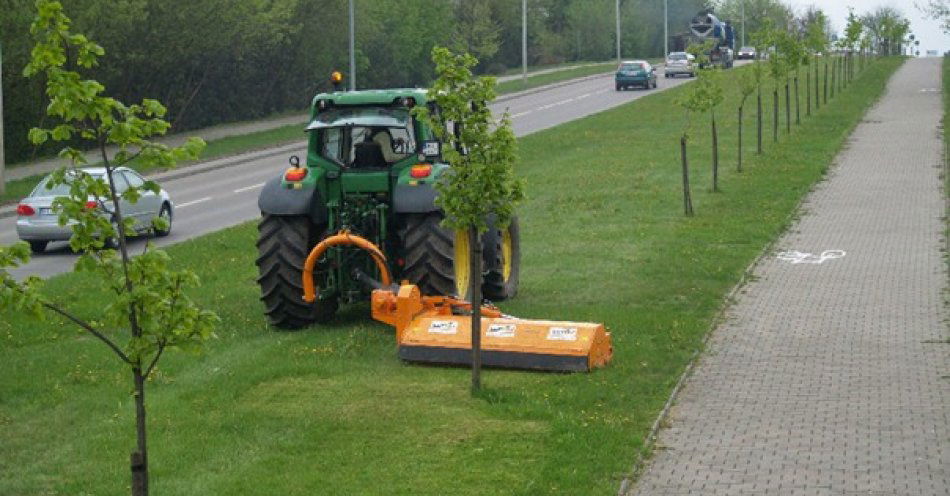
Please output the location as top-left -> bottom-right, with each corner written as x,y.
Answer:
615,60 -> 657,91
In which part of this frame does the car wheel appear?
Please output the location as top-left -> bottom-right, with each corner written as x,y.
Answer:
154,203 -> 172,237
615,83 -> 621,91
28,240 -> 48,254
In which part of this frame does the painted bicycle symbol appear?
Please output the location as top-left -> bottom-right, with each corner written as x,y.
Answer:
776,249 -> 846,265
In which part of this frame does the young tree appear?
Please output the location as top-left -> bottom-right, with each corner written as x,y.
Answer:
412,46 -> 524,393
0,2 -> 217,494
844,11 -> 863,83
737,66 -> 758,172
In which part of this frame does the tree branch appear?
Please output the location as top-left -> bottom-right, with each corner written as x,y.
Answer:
144,340 -> 166,378
41,299 -> 131,364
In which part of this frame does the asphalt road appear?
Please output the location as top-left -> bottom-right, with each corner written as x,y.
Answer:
1,69 -> 710,279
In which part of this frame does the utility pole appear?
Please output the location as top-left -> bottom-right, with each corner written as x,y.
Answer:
615,0 -> 621,63
741,0 -> 746,48
348,0 -> 356,91
522,0 -> 527,86
0,42 -> 5,196
664,0 -> 668,58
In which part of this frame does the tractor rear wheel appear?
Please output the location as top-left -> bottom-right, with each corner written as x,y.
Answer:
482,216 -> 521,301
399,213 -> 473,300
256,214 -> 337,329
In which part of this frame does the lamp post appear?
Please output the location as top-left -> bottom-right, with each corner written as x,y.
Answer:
616,0 -> 621,63
0,42 -> 5,196
522,0 -> 527,86
664,0 -> 668,58
348,0 -> 356,91
741,0 -> 746,49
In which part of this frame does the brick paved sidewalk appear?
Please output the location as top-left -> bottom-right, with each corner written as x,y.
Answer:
627,57 -> 949,495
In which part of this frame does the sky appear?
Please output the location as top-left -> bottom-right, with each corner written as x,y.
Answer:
783,0 -> 950,55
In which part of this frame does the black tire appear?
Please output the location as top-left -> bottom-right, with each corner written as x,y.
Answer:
154,203 -> 172,237
482,216 -> 521,301
399,213 -> 473,300
28,240 -> 47,254
615,83 -> 621,91
256,214 -> 337,329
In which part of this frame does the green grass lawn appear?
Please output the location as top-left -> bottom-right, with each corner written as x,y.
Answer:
0,57 -> 902,495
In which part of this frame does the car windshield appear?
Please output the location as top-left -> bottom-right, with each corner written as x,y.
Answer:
311,107 -> 415,167
31,172 -> 104,197
620,63 -> 645,71
668,53 -> 688,60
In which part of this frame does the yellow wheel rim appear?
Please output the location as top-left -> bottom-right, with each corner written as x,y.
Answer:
454,230 -> 470,297
501,228 -> 513,281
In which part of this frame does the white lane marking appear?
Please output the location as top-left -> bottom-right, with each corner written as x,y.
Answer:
536,97 -> 575,111
576,92 -> 592,100
177,197 -> 212,208
776,250 -> 846,265
511,110 -> 534,118
594,88 -> 611,94
234,182 -> 265,193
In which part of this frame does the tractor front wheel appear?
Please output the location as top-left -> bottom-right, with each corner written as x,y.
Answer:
482,216 -> 521,301
256,214 -> 337,329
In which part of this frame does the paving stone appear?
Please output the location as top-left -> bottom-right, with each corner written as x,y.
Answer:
628,58 -> 950,496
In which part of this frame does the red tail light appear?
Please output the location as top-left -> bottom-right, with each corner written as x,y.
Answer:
410,164 -> 432,179
284,167 -> 307,182
85,201 -> 98,210
16,204 -> 35,216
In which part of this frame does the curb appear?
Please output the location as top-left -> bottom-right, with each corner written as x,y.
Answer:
0,140 -> 307,219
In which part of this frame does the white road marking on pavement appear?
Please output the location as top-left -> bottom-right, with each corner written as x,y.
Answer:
776,249 -> 846,264
234,182 -> 265,193
511,110 -> 534,118
177,197 -> 212,208
576,93 -> 592,99
537,98 -> 575,111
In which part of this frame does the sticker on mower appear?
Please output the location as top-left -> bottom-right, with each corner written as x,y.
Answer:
547,327 -> 578,341
487,324 -> 516,338
428,321 -> 458,334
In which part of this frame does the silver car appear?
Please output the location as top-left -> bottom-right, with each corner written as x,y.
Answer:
15,167 -> 174,253
664,52 -> 696,78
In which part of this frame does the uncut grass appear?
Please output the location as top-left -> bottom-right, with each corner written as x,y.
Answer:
0,58 -> 902,495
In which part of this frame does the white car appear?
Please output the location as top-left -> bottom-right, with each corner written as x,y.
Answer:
15,167 -> 174,253
664,52 -> 696,78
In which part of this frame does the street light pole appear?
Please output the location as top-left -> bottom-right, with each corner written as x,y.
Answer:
615,0 -> 621,63
0,42 -> 5,196
522,0 -> 527,86
741,0 -> 746,48
348,0 -> 356,91
663,0 -> 668,58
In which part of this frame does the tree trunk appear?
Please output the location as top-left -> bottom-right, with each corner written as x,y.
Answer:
712,111 -> 719,192
469,227 -> 482,394
681,135 -> 693,216
772,87 -> 778,143
737,104 -> 743,172
794,75 -> 800,124
784,82 -> 791,133
831,59 -> 836,99
806,70 -> 811,116
132,369 -> 148,496
756,87 -> 762,155
823,62 -> 828,104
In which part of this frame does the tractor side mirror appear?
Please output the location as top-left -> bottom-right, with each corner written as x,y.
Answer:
289,155 -> 300,167
421,140 -> 441,159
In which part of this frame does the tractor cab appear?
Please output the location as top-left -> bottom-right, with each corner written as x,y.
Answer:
306,106 -> 417,170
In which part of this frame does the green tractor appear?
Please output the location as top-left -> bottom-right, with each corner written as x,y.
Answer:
256,88 -> 521,329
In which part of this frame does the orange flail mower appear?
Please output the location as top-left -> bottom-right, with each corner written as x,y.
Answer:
302,231 -> 613,372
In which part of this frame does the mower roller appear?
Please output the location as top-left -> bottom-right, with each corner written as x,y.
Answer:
301,231 -> 613,372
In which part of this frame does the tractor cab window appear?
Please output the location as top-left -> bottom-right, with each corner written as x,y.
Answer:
308,107 -> 416,168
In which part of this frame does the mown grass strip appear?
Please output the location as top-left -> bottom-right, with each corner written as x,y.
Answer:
0,58 -> 902,495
